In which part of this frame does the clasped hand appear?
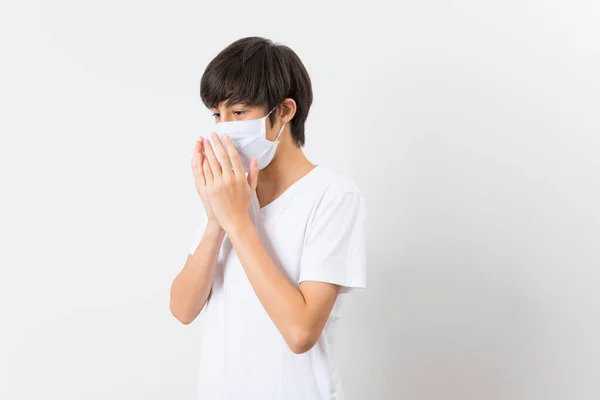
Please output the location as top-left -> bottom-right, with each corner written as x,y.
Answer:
192,132 -> 258,233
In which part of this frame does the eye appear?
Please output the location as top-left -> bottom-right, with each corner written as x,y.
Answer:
233,110 -> 245,117
211,112 -> 220,118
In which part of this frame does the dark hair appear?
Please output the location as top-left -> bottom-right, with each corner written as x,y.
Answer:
200,37 -> 313,147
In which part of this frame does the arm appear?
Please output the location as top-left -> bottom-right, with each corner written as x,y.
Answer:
201,132 -> 342,353
169,221 -> 224,325
229,220 -> 341,354
170,137 -> 225,325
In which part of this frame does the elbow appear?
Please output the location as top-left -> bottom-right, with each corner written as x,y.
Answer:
286,326 -> 319,355
174,313 -> 195,325
171,310 -> 196,325
170,303 -> 198,325
169,284 -> 207,325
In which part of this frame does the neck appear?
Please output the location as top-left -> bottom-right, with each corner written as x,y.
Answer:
256,137 -> 315,208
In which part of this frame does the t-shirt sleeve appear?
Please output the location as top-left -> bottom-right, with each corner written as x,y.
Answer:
188,209 -> 209,256
298,191 -> 367,293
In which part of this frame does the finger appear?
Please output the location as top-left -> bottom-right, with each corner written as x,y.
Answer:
198,137 -> 205,163
203,157 -> 213,186
192,137 -> 204,164
247,156 -> 259,192
193,155 -> 206,186
203,135 -> 222,183
193,143 -> 206,186
221,133 -> 244,177
195,156 -> 206,186
191,141 -> 198,168
211,132 -> 233,177
192,148 -> 198,173
191,137 -> 201,163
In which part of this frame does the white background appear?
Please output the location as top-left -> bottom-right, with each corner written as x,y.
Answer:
1,1 -> 599,399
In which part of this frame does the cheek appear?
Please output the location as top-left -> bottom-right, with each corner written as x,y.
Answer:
265,126 -> 277,141
265,121 -> 284,141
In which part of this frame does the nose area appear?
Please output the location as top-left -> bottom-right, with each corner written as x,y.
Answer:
220,111 -> 233,123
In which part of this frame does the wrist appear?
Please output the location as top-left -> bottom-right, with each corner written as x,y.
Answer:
225,215 -> 254,239
205,220 -> 225,237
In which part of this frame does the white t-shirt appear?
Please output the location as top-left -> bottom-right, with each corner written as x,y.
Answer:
187,165 -> 366,400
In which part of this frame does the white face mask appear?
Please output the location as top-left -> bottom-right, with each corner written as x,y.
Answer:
209,109 -> 285,172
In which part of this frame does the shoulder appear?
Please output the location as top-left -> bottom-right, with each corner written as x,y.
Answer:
306,166 -> 365,216
310,165 -> 362,199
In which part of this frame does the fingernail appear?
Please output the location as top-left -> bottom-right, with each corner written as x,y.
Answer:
223,133 -> 229,139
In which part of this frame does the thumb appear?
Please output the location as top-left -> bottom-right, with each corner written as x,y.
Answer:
247,157 -> 259,192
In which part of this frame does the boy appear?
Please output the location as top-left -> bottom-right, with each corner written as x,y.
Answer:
170,36 -> 366,400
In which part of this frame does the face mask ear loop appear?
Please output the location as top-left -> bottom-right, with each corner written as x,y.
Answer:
264,106 -> 285,143
265,107 -> 275,119
274,122 -> 286,143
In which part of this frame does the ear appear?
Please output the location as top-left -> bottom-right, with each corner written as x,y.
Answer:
278,98 -> 296,125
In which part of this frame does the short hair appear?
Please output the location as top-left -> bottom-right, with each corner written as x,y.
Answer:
200,37 -> 313,147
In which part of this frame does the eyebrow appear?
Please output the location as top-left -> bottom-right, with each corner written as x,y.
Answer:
227,102 -> 249,108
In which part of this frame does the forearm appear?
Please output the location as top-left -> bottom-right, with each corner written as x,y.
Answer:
227,218 -> 313,348
170,222 -> 225,324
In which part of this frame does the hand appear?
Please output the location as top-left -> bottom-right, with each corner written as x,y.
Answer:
191,137 -> 220,228
202,132 -> 259,233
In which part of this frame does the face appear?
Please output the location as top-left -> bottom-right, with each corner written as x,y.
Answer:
210,102 -> 281,141
210,99 -> 296,142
